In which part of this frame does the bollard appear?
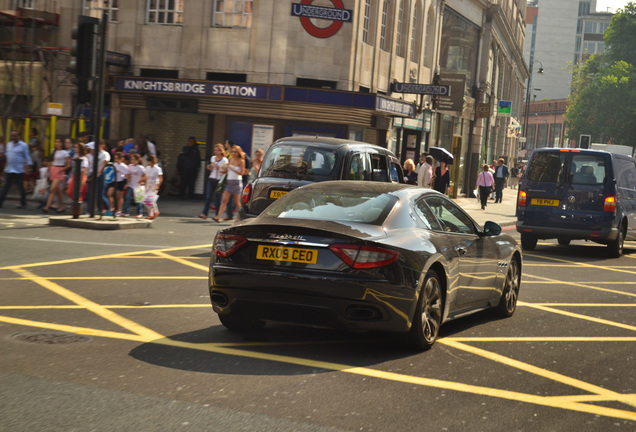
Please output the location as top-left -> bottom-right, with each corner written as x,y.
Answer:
71,157 -> 82,219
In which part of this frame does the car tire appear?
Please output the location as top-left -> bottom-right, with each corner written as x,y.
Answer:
557,238 -> 570,246
495,256 -> 520,318
607,223 -> 625,258
521,233 -> 537,251
218,312 -> 266,331
406,269 -> 443,351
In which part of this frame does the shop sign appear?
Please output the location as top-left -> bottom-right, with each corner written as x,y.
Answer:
115,78 -> 269,99
292,0 -> 352,38
375,96 -> 416,118
391,82 -> 450,96
437,74 -> 465,112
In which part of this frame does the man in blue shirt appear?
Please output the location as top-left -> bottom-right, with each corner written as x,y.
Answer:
0,130 -> 33,209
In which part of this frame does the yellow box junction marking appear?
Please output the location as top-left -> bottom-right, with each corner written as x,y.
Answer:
0,245 -> 635,421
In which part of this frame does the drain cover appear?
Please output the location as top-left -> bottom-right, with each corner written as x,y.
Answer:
12,331 -> 92,344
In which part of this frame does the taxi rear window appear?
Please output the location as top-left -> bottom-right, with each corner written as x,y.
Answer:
261,144 -> 337,179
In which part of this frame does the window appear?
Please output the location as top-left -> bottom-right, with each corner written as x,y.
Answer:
410,1 -> 421,62
11,0 -> 35,8
423,196 -> 475,234
380,1 -> 390,51
584,21 -> 597,33
86,0 -> 119,22
396,1 -> 406,57
213,0 -> 253,28
578,1 -> 591,16
147,0 -> 184,24
347,153 -> 369,180
362,0 -> 371,43
424,9 -> 434,66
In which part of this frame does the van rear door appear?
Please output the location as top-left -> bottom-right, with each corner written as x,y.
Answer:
521,150 -> 613,231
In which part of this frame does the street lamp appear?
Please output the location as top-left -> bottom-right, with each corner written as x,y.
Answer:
523,60 -> 544,150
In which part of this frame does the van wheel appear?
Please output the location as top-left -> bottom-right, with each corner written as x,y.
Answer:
521,233 -> 537,251
607,224 -> 625,258
557,238 -> 570,246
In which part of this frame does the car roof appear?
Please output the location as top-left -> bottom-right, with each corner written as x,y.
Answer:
274,136 -> 390,152
299,180 -> 441,197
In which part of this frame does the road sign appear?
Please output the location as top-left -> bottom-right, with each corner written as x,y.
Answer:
391,82 -> 451,96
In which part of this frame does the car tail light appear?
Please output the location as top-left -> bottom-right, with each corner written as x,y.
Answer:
213,234 -> 247,257
329,244 -> 399,269
604,196 -> 617,212
518,190 -> 527,207
242,183 -> 252,205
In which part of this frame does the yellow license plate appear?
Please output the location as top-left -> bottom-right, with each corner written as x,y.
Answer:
256,245 -> 318,264
531,198 -> 559,206
269,190 -> 289,199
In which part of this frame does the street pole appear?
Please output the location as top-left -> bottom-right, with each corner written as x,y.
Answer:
88,6 -> 109,218
523,60 -> 543,152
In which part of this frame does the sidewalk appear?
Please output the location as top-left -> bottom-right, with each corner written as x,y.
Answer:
0,187 -> 519,229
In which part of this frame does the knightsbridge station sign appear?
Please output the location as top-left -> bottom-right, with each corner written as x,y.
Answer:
291,0 -> 352,38
115,78 -> 270,99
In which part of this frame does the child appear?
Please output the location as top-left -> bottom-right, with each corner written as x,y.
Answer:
113,152 -> 128,217
33,156 -> 51,209
124,153 -> 145,218
141,154 -> 163,219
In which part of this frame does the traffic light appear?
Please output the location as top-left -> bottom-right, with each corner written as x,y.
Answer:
68,15 -> 99,104
579,134 -> 591,149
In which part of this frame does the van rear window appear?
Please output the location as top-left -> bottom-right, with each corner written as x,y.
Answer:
526,152 -> 607,184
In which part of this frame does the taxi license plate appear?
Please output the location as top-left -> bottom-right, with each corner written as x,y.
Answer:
269,190 -> 289,199
531,198 -> 559,206
256,245 -> 318,264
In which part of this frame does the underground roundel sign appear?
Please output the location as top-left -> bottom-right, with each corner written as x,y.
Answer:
291,0 -> 353,38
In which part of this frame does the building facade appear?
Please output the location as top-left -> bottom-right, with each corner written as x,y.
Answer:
1,0 -> 529,198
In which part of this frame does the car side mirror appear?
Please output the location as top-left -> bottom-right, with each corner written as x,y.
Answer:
482,221 -> 502,236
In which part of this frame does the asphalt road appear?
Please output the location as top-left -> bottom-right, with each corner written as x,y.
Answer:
1,203 -> 635,431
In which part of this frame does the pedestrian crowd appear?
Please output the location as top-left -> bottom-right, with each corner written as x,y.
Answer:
0,130 -> 164,220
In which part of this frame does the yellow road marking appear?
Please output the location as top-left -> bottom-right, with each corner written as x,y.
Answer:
0,244 -> 211,270
0,276 -> 207,281
152,250 -> 210,272
524,252 -> 636,276
439,339 -> 636,408
523,274 -> 636,298
13,268 -> 164,341
521,302 -> 636,332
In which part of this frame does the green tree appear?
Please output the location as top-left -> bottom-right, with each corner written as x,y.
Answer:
565,3 -> 636,147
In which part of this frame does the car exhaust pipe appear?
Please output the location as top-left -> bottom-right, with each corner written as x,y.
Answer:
210,291 -> 229,307
346,305 -> 381,320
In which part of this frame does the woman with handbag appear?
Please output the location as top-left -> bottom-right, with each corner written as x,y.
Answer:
213,145 -> 245,223
199,143 -> 227,220
476,163 -> 495,210
43,138 -> 71,213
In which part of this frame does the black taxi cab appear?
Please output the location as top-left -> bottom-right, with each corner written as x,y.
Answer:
238,136 -> 404,219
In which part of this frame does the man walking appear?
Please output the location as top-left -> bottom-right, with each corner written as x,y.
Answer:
493,158 -> 509,203
0,130 -> 33,209
417,155 -> 433,188
177,136 -> 201,199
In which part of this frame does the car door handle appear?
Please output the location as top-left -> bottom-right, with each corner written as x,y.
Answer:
454,245 -> 467,255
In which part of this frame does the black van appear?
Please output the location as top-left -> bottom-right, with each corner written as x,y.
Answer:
239,136 -> 404,219
516,148 -> 636,257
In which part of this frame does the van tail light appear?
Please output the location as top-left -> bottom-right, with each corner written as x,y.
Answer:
213,234 -> 247,257
518,190 -> 527,207
604,196 -> 617,213
241,183 -> 252,205
329,244 -> 399,269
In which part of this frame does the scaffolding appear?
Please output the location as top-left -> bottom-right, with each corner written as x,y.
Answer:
0,0 -> 74,150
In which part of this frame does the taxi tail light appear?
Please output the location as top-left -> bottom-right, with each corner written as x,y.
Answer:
242,183 -> 252,205
213,234 -> 247,257
518,190 -> 527,207
604,196 -> 617,212
329,244 -> 399,269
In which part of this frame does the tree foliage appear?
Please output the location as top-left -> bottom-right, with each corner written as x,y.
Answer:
565,2 -> 636,147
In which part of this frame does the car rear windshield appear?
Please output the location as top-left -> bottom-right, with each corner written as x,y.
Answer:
526,152 -> 607,185
260,144 -> 337,179
264,190 -> 398,225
